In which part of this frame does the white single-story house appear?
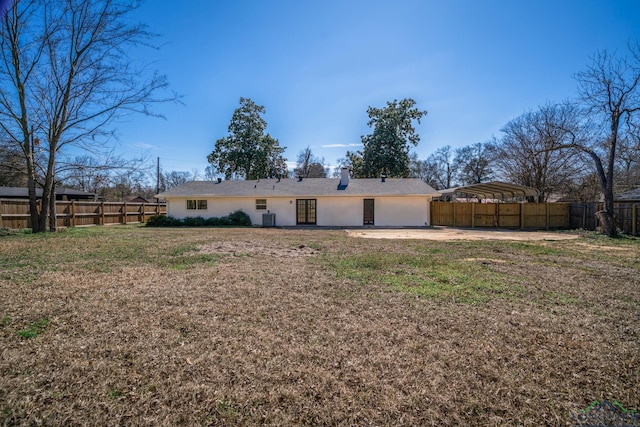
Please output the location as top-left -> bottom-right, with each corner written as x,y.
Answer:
155,169 -> 440,227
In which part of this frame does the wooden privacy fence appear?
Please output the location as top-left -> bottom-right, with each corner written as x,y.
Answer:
0,199 -> 166,229
568,202 -> 639,236
430,202 -> 569,230
431,201 -> 639,235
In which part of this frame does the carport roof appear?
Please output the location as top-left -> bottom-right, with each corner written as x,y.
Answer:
438,181 -> 540,200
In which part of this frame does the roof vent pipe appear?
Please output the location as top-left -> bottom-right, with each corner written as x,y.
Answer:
381,174 -> 387,183
340,167 -> 350,187
217,178 -> 222,184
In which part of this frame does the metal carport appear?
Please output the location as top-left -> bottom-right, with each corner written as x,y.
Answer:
437,181 -> 540,202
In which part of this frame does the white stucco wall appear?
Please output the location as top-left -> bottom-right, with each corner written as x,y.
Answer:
374,196 -> 430,226
165,195 -> 432,227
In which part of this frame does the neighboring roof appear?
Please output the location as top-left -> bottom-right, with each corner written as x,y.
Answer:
615,188 -> 640,202
0,187 -> 31,198
156,178 -> 440,198
438,181 -> 540,200
127,196 -> 151,203
0,186 -> 97,199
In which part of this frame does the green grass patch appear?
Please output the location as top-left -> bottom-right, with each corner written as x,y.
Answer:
331,252 -> 516,304
160,253 -> 220,270
0,225 -> 222,274
541,291 -> 585,306
16,318 -> 49,339
216,399 -> 239,418
108,388 -> 124,400
170,243 -> 202,256
504,242 -> 564,256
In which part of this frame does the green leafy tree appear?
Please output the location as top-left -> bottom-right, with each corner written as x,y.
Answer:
349,98 -> 427,178
343,151 -> 365,177
208,97 -> 287,180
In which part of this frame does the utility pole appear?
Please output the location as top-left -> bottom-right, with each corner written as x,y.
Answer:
156,157 -> 160,202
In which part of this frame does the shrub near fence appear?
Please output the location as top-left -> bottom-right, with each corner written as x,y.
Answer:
0,199 -> 166,229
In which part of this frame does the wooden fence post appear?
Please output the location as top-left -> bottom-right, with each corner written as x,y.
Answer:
123,202 -> 127,224
0,199 -> 3,229
429,200 -> 434,227
70,201 -> 75,227
471,203 -> 475,228
453,203 -> 457,227
633,203 -> 637,236
546,203 -> 550,230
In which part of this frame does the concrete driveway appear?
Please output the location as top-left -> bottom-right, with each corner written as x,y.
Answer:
346,227 -> 579,241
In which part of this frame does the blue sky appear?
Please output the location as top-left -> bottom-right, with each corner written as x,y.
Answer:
116,0 -> 640,177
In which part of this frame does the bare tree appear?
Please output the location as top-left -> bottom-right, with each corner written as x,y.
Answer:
454,142 -> 494,185
616,132 -> 640,192
159,170 -> 193,191
294,146 -> 327,178
550,46 -> 640,236
56,152 -> 152,194
493,103 -> 587,201
0,137 -> 28,186
422,145 -> 456,189
0,0 -> 177,232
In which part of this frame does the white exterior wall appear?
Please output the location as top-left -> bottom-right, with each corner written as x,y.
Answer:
374,196 -> 430,226
166,195 -> 432,227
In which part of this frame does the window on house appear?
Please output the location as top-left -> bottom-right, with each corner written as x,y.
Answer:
187,199 -> 207,210
256,199 -> 267,210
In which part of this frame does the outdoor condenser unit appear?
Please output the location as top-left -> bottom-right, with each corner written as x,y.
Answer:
262,213 -> 276,227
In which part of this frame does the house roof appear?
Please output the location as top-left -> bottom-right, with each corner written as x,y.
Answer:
126,196 -> 151,203
438,181 -> 540,200
156,178 -> 440,198
615,188 -> 640,202
0,186 -> 97,199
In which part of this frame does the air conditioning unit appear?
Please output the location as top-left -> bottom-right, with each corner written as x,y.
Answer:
262,213 -> 276,227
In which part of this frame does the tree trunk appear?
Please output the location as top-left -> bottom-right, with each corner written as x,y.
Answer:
26,172 -> 41,233
49,183 -> 57,232
596,210 -> 617,237
38,183 -> 50,232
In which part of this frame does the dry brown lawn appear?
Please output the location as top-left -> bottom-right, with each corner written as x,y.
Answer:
0,226 -> 638,426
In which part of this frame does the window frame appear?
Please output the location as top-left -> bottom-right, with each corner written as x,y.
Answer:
296,199 -> 317,225
186,199 -> 207,210
255,199 -> 267,210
